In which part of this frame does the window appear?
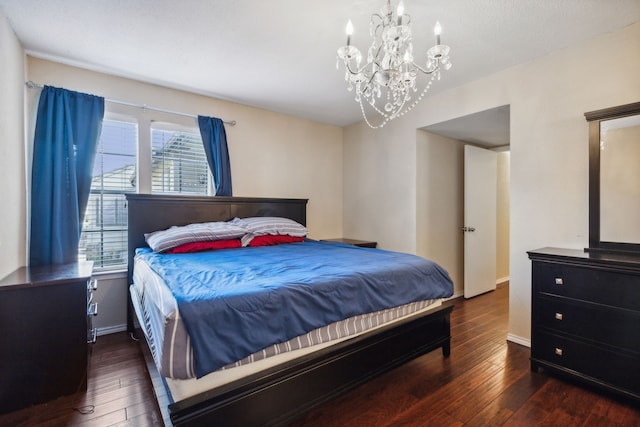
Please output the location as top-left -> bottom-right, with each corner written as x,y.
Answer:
151,125 -> 210,195
79,119 -> 137,270
78,116 -> 212,271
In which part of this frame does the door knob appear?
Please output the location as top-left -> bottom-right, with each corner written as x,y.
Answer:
462,227 -> 476,232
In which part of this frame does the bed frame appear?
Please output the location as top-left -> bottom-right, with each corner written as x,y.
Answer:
126,193 -> 453,426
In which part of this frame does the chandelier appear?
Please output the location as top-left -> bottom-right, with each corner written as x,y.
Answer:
337,0 -> 451,128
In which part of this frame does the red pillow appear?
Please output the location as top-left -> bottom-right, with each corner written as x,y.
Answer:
248,235 -> 304,247
166,239 -> 242,253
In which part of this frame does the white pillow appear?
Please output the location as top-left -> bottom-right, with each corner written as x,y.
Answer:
230,217 -> 307,246
145,221 -> 247,253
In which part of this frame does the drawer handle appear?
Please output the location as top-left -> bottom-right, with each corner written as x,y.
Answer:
555,278 -> 564,285
88,302 -> 98,317
87,328 -> 97,344
554,347 -> 563,356
88,279 -> 98,291
555,312 -> 563,321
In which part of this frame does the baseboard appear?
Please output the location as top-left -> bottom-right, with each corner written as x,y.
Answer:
507,333 -> 530,347
496,276 -> 510,287
444,290 -> 464,301
97,324 -> 127,336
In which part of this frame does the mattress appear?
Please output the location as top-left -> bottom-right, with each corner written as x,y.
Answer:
130,278 -> 443,403
132,255 -> 443,380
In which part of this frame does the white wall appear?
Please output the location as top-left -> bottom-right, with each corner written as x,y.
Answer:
343,23 -> 640,344
0,9 -> 26,278
26,57 -> 344,333
343,121 -> 418,253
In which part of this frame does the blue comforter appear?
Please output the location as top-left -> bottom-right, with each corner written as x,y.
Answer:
136,240 -> 453,378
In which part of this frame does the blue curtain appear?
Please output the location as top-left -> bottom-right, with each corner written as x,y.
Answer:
198,115 -> 233,196
30,86 -> 104,266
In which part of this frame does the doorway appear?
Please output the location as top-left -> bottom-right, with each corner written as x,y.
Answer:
418,105 -> 510,298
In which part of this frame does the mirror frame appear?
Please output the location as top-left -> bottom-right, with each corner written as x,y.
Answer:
585,101 -> 640,254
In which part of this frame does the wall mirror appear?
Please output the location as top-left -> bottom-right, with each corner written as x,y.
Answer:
585,101 -> 640,254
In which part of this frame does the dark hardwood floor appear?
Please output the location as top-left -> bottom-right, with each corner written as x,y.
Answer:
293,285 -> 640,427
1,284 -> 638,426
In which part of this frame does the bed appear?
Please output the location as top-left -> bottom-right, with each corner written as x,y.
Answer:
126,193 -> 454,426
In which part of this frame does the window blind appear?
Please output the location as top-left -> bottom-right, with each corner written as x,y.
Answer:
151,127 -> 210,195
79,119 -> 137,270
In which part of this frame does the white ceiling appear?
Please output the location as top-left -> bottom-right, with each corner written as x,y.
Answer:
1,0 -> 639,131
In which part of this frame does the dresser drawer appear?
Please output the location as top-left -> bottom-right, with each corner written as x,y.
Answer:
535,294 -> 640,353
533,330 -> 640,395
533,261 -> 640,310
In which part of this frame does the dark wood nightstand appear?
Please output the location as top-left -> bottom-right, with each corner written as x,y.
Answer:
322,238 -> 377,248
0,262 -> 95,414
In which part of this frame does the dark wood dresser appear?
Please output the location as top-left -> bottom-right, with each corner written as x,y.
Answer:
528,248 -> 640,402
0,262 -> 96,414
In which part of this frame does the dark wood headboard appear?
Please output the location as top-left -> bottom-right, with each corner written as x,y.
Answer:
125,194 -> 308,332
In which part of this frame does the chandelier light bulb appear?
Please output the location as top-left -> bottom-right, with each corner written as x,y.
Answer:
346,19 -> 354,36
434,21 -> 442,45
397,1 -> 405,25
346,19 -> 354,45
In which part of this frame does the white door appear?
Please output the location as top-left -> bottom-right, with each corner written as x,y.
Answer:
464,145 -> 497,298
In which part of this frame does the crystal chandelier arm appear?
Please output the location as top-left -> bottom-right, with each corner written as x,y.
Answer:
344,60 -> 367,76
365,69 -> 381,87
411,61 -> 438,75
344,60 -> 381,90
370,21 -> 385,43
343,51 -> 384,80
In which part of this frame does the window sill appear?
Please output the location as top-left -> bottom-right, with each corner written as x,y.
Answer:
91,268 -> 127,280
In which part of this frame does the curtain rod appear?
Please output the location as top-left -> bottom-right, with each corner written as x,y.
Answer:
25,81 -> 236,126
